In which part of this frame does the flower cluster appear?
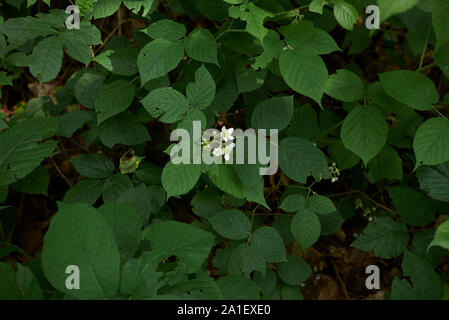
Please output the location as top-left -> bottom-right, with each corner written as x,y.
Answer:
202,126 -> 236,161
328,162 -> 340,183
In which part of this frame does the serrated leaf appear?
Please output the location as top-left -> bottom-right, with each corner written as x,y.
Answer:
71,153 -> 114,179
367,145 -> 403,182
137,38 -> 184,85
162,162 -> 201,198
291,208 -> 321,249
379,71 -> 439,111
42,203 -> 121,299
279,137 -> 329,183
279,46 -> 328,106
186,65 -> 216,110
97,203 -> 141,261
0,118 -> 57,186
251,96 -> 294,131
308,195 -> 337,215
387,186 -> 435,226
141,87 -> 189,123
352,217 -> 409,259
333,0 -> 358,31
429,220 -> 449,251
208,209 -> 251,240
417,161 -> 449,202
29,36 -> 63,83
142,220 -> 215,271
341,105 -> 388,165
325,69 -> 364,102
145,19 -> 186,41
95,80 -> 135,124
63,179 -> 103,205
278,255 -> 311,286
184,28 -> 218,65
251,227 -> 287,263
414,118 -> 449,166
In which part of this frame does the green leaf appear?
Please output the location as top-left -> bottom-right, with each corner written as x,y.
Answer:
16,264 -> 43,300
145,19 -> 186,41
161,162 -> 201,198
11,166 -> 49,195
29,36 -> 63,83
186,65 -> 216,110
0,262 -> 21,299
207,165 -> 246,199
63,179 -> 103,205
280,21 -> 341,55
0,118 -> 57,186
328,140 -> 360,170
352,217 -> 409,259
279,46 -> 328,106
277,255 -> 312,286
417,161 -> 449,202
308,195 -> 337,215
333,0 -> 359,31
102,174 -> 133,203
94,48 -> 138,76
98,113 -> 150,148
291,208 -> 321,249
279,137 -> 329,183
142,220 -> 215,271
42,203 -> 121,299
280,194 -> 307,213
251,226 -> 287,263
95,80 -> 135,124
341,105 -> 388,165
117,184 -> 161,224
379,71 -> 439,111
0,16 -> 55,46
240,3 -> 274,42
57,110 -> 94,138
93,0 -> 121,18
191,189 -> 223,218
432,0 -> 449,50
251,96 -> 294,131
367,145 -> 403,182
137,38 -> 184,85
252,30 -> 283,70
74,71 -> 105,109
414,118 -> 449,166
217,275 -> 260,300
141,88 -> 189,123
235,63 -> 267,93
391,250 -> 444,300
71,153 -> 114,179
429,220 -> 449,251
378,0 -> 420,22
387,186 -> 436,226
325,69 -> 364,102
309,0 -> 328,14
97,203 -> 141,261
119,251 -> 162,299
208,209 -> 251,240
184,28 -> 218,65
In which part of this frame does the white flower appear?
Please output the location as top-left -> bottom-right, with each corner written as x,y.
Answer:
223,142 -> 235,161
220,126 -> 234,142
212,146 -> 225,157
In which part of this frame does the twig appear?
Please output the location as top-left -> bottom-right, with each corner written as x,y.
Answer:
50,158 -> 72,187
332,260 -> 350,300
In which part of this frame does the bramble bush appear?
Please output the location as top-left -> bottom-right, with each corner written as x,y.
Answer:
0,0 -> 449,300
